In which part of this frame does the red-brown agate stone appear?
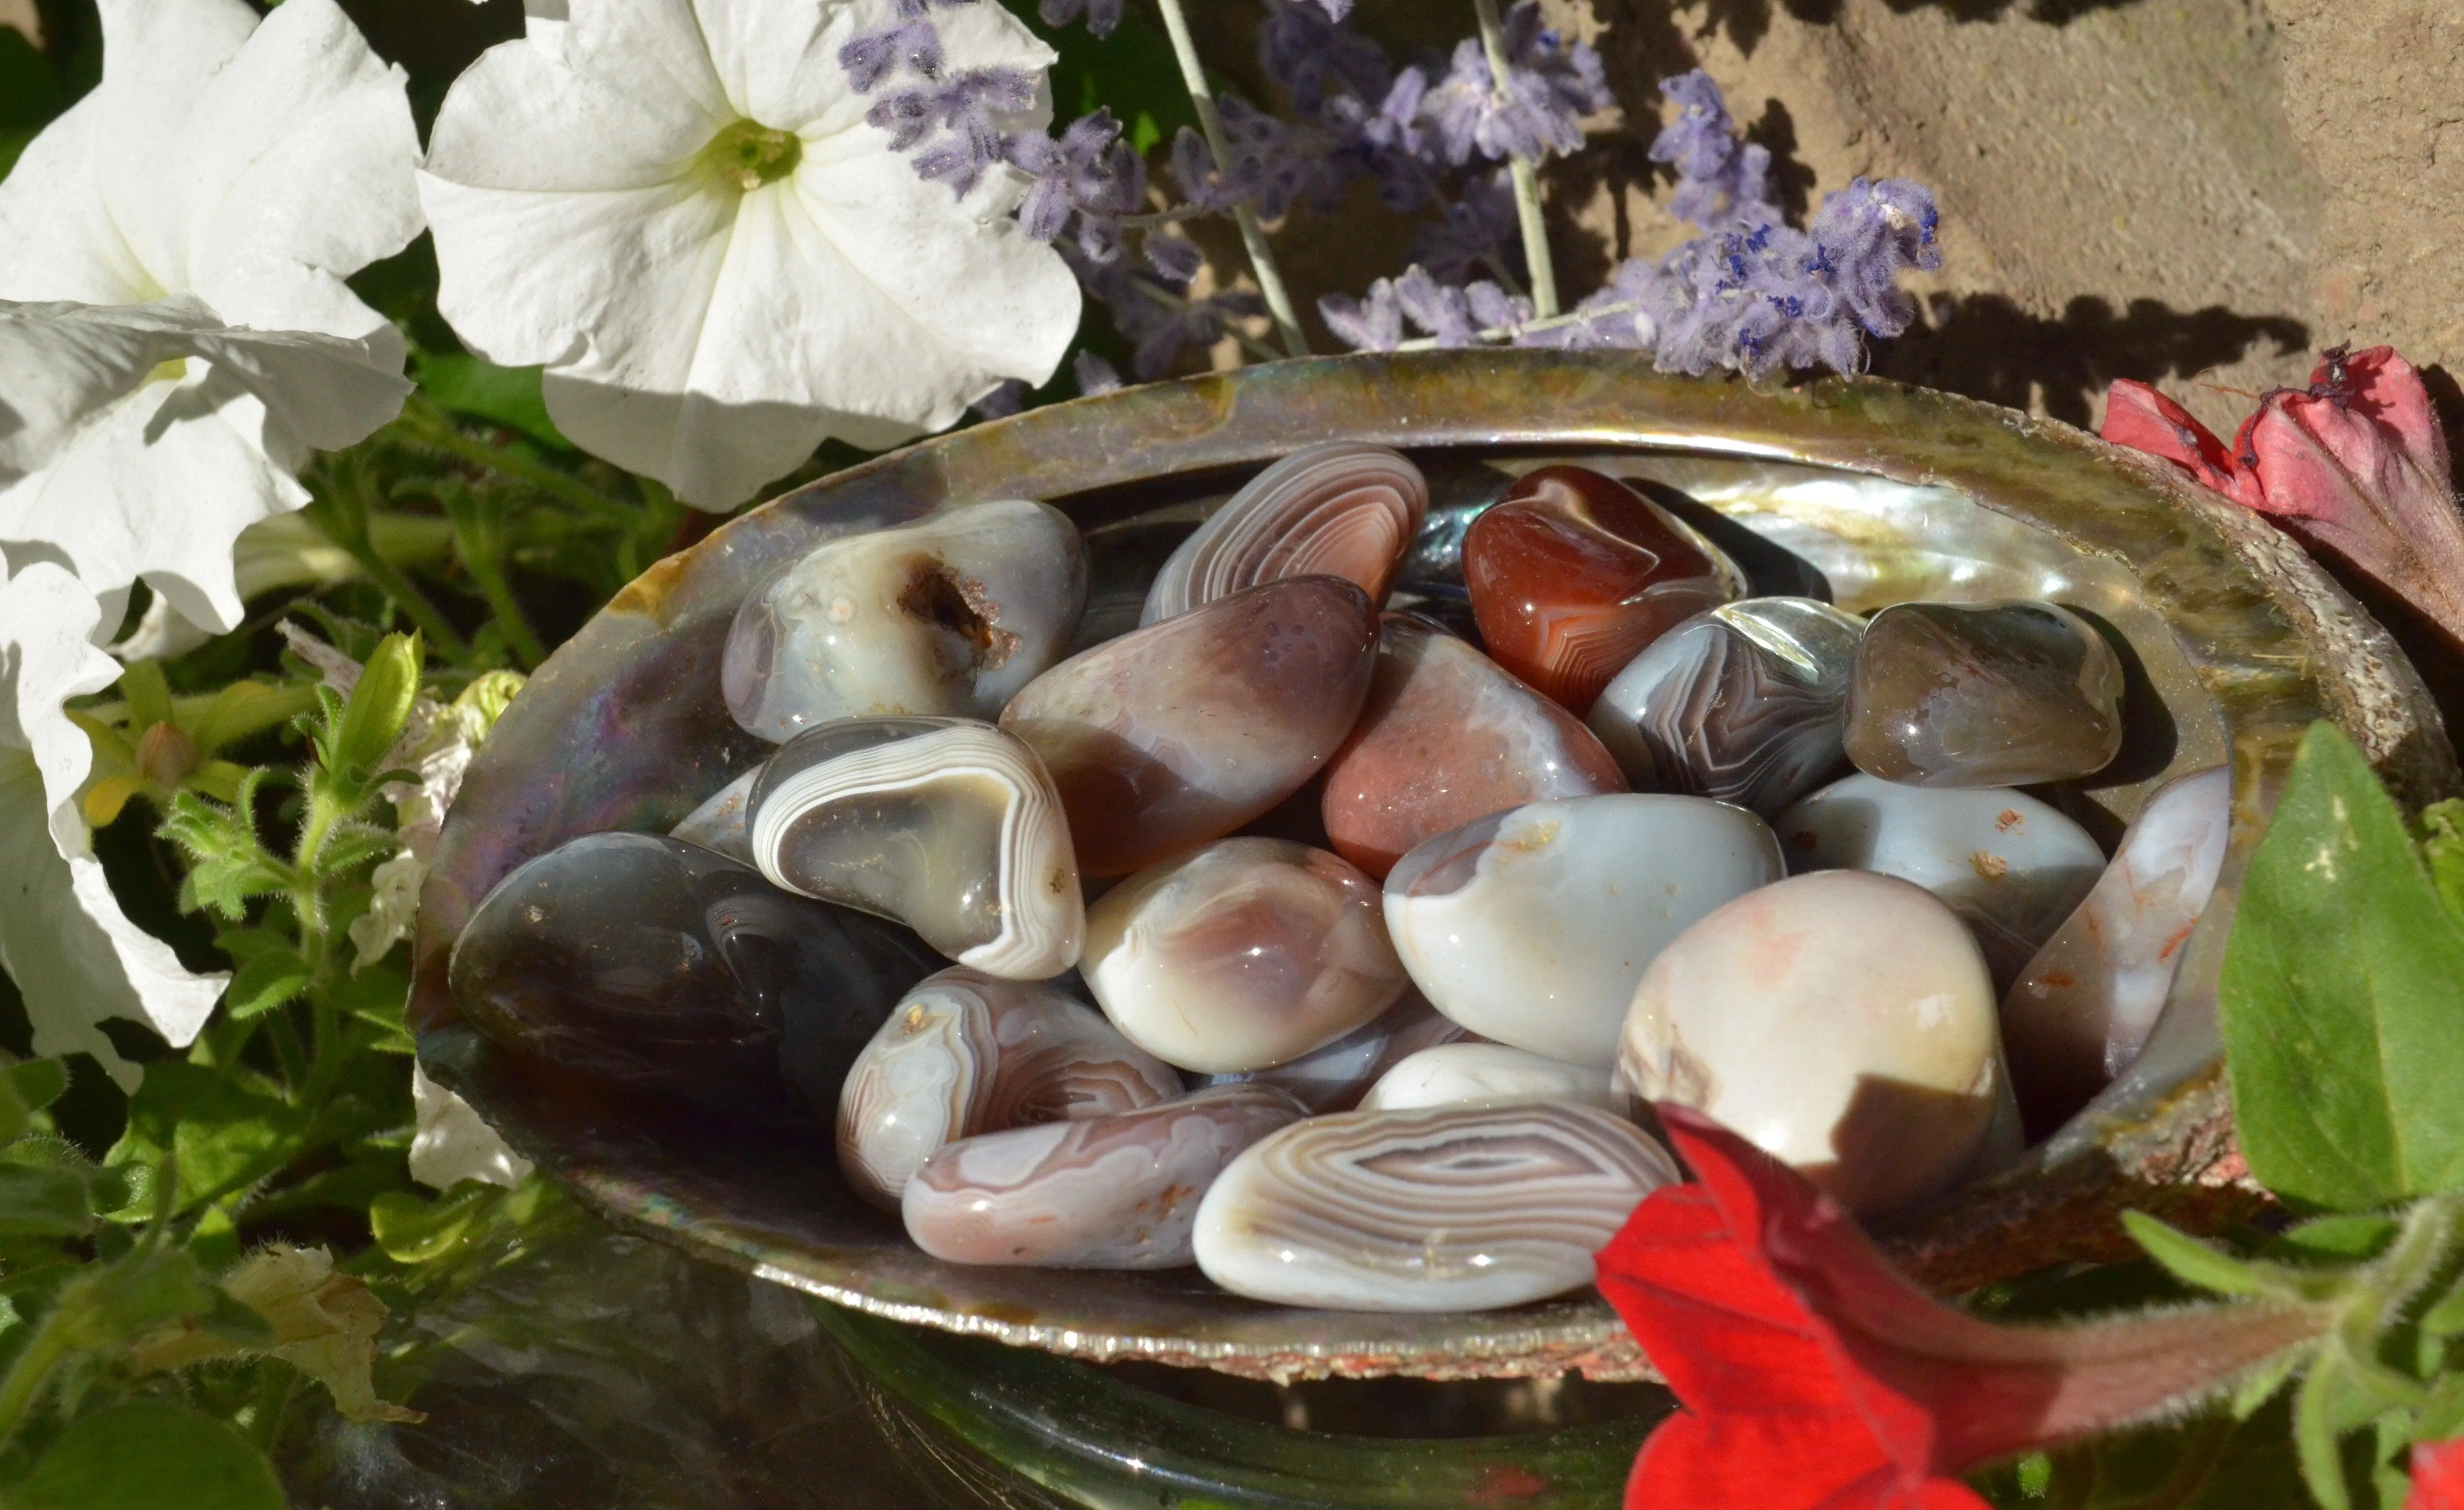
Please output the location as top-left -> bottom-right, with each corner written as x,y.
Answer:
1001,576 -> 1379,876
1319,614 -> 1627,877
1463,465 -> 1736,713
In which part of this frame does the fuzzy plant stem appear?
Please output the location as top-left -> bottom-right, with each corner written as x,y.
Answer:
1472,0 -> 1560,318
1151,0 -> 1310,357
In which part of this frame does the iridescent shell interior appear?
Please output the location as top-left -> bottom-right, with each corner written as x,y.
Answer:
410,351 -> 2452,1383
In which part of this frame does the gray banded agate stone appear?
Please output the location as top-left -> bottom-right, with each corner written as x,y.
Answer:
901,1083 -> 1307,1268
1843,601 -> 2124,787
1588,596 -> 1864,815
1190,1103 -> 1680,1312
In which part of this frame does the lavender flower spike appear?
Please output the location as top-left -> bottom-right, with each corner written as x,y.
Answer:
1419,2 -> 1612,167
1650,69 -> 1772,230
1039,0 -> 1124,38
1259,0 -> 1387,114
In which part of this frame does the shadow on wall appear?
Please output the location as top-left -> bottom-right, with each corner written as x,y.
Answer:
1686,0 -> 2155,58
1867,294 -> 2310,429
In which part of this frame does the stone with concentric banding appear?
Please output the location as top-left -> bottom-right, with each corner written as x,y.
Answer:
1142,443 -> 1427,624
1191,1103 -> 1681,1311
1463,466 -> 1741,713
837,968 -> 1181,1209
902,1084 -> 1307,1268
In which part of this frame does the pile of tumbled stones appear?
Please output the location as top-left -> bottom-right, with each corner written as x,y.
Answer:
450,444 -> 2233,1314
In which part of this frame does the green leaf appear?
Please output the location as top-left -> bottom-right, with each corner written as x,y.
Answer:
2122,1211 -> 2267,1297
2268,1214 -> 2403,1264
369,1185 -> 493,1264
108,1063 -> 309,1214
2422,799 -> 2464,926
329,631 -> 422,787
2220,722 -> 2464,1210
9,1400 -> 283,1510
6,1060 -> 68,1118
0,1166 -> 100,1238
222,950 -> 310,1021
413,352 -> 569,449
159,780 -> 289,922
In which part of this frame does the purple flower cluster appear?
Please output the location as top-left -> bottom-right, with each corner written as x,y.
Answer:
1416,3 -> 1613,167
1323,69 -> 1941,382
838,0 -> 1040,198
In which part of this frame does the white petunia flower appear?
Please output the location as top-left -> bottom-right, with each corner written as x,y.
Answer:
0,563 -> 227,1089
0,0 -> 422,637
409,1063 -> 534,1190
418,0 -> 1082,510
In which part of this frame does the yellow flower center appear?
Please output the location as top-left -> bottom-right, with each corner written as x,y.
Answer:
702,120 -> 802,192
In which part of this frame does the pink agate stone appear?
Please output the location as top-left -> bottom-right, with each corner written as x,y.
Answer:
1000,577 -> 1380,876
1319,614 -> 1627,877
900,1084 -> 1308,1268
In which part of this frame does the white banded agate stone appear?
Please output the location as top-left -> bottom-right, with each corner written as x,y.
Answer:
902,1084 -> 1307,1268
1383,794 -> 1784,1066
1774,774 -> 2105,988
749,717 -> 1082,979
1617,869 -> 2012,1215
1142,443 -> 1428,624
1190,1103 -> 1681,1311
1084,837 -> 1408,1073
723,499 -> 1087,741
2001,765 -> 2231,1136
837,969 -> 1182,1209
1359,1042 -> 1618,1113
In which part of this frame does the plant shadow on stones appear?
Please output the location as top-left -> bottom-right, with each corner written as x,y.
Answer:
1868,294 -> 2309,430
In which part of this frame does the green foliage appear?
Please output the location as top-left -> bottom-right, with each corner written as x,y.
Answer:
11,1400 -> 285,1510
2220,723 -> 2464,1211
414,352 -> 568,450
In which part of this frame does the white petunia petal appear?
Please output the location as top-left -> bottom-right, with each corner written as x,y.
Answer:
0,564 -> 227,1085
409,1062 -> 534,1190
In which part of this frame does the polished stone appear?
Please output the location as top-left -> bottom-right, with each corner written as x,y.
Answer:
902,1084 -> 1307,1268
1191,991 -> 1471,1112
669,766 -> 758,863
1358,1042 -> 1619,1114
723,499 -> 1086,741
2002,766 -> 2232,1137
1463,466 -> 1740,712
1143,443 -> 1427,623
1320,613 -> 1626,877
1774,774 -> 2105,988
1588,597 -> 1863,815
1084,837 -> 1408,1073
1386,794 -> 1783,1066
1002,577 -> 1380,876
1843,600 -> 2125,787
1617,869 -> 2011,1215
1190,1103 -> 1681,1311
748,717 -> 1081,979
449,832 -> 942,1122
836,969 -> 1181,1210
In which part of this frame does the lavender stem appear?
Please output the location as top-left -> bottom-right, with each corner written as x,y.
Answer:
1390,296 -> 1637,352
1152,0 -> 1311,357
1471,0 -> 1559,318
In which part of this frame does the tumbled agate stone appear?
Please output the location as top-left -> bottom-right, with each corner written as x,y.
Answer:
1193,992 -> 1470,1112
1843,601 -> 2125,787
1386,795 -> 1783,1066
1084,837 -> 1408,1073
1618,870 -> 2010,1215
1588,597 -> 1864,815
748,717 -> 1082,979
902,1083 -> 1307,1268
1001,576 -> 1380,876
1774,774 -> 2105,989
1142,443 -> 1428,624
1320,613 -> 1626,877
2003,765 -> 2231,1137
1358,1042 -> 1618,1114
1462,466 -> 1740,713
1190,1104 -> 1681,1312
724,499 -> 1086,741
670,767 -> 758,862
837,968 -> 1180,1210
449,832 -> 941,1122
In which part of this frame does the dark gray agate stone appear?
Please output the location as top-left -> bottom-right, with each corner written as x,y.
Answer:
448,832 -> 943,1122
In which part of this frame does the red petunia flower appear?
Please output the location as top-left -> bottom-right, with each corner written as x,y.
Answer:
1597,1105 -> 2327,1510
2102,347 -> 2464,650
2410,1436 -> 2464,1510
